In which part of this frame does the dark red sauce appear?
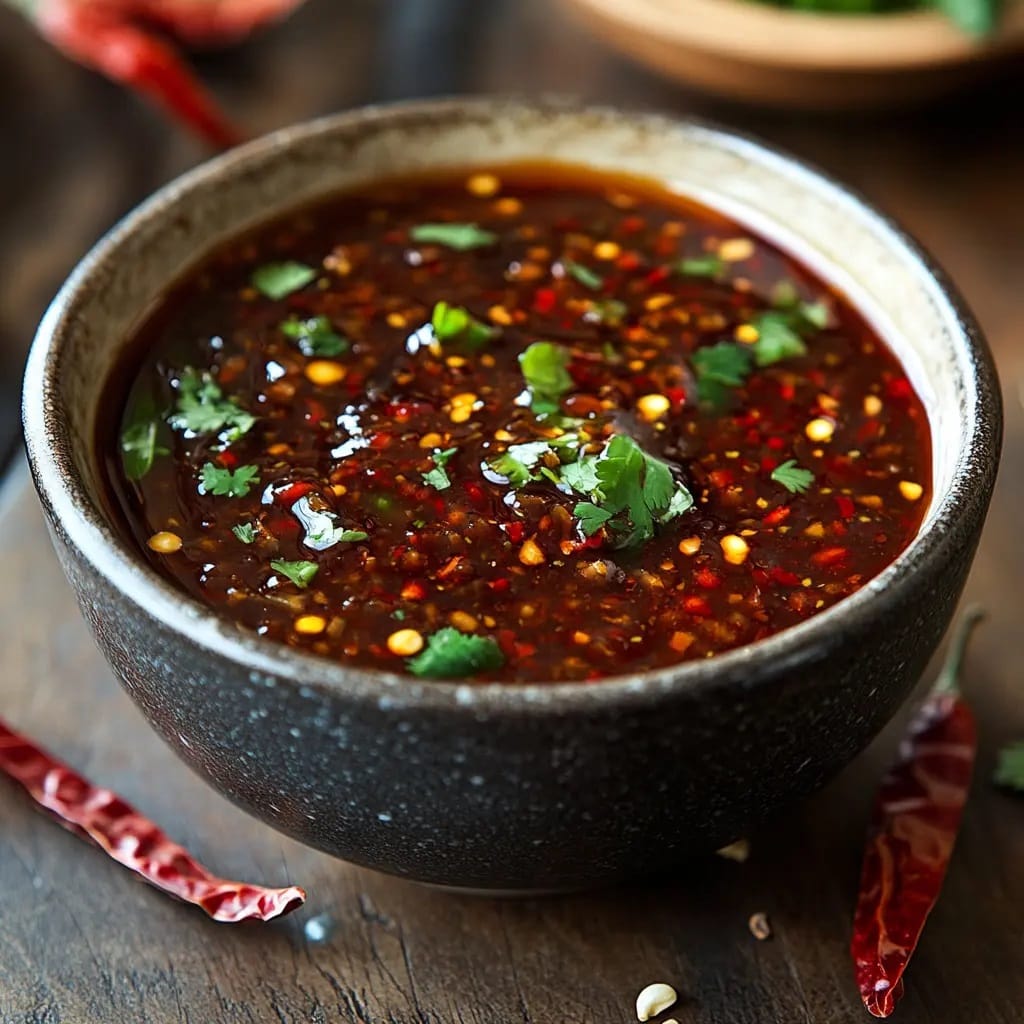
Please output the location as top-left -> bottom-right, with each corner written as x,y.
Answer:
103,164 -> 931,682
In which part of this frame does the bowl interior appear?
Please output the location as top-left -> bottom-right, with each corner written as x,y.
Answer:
24,98 -> 988,694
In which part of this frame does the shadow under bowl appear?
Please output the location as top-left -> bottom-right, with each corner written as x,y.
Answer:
22,98 -> 1000,890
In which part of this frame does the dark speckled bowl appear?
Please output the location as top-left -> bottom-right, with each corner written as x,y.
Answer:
23,98 -> 1000,891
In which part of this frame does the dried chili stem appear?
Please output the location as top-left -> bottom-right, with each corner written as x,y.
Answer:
0,718 -> 305,922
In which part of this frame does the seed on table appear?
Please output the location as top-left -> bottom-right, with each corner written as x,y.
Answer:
805,417 -> 835,443
636,982 -> 678,1021
637,394 -> 671,421
305,360 -> 347,386
720,535 -> 750,565
294,615 -> 327,636
387,629 -> 424,656
899,480 -> 924,502
147,531 -> 182,554
748,911 -> 773,940
466,172 -> 500,197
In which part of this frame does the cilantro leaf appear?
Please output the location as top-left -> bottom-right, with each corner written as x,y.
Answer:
752,312 -> 808,367
252,261 -> 317,300
270,559 -> 319,589
563,260 -> 603,291
560,456 -> 600,494
771,460 -> 815,495
520,341 -> 573,414
410,223 -> 497,251
489,441 -> 555,487
675,255 -> 725,278
199,462 -> 260,498
692,343 -> 753,405
338,529 -> 368,542
574,502 -> 613,536
120,416 -> 168,481
407,627 -> 505,679
169,369 -> 256,441
232,522 -> 256,544
280,315 -> 348,357
660,485 -> 695,522
995,741 -> 1024,792
430,301 -> 498,350
422,447 -> 458,491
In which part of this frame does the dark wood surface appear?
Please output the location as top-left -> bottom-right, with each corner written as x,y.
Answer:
2,2 -> 1023,1022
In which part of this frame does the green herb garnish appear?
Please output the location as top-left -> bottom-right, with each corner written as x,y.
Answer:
232,522 -> 256,544
407,627 -> 505,679
422,447 -> 458,491
995,742 -> 1024,792
771,460 -> 815,495
251,261 -> 317,300
410,223 -> 497,251
169,369 -> 256,441
563,260 -> 603,291
430,302 -> 498,349
120,416 -> 168,481
199,462 -> 260,498
675,255 -> 725,278
488,436 -> 579,488
751,312 -> 808,367
280,315 -> 348,357
588,298 -> 628,326
270,559 -> 319,589
570,435 -> 693,548
692,342 -> 754,406
339,530 -> 368,542
520,341 -> 573,414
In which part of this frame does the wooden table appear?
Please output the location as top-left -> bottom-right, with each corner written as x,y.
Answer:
2,2 -> 1022,1021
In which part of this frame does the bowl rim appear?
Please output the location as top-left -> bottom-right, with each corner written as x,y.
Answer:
563,0 -> 1024,71
22,95 -> 1001,714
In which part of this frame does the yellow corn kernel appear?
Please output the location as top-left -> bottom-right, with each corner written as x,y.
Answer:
719,237 -> 755,262
294,615 -> 327,636
387,629 -> 424,656
148,531 -> 182,554
720,534 -> 750,565
899,480 -> 924,502
305,360 -> 347,386
637,394 -> 671,421
805,418 -> 835,443
449,610 -> 479,633
678,537 -> 701,556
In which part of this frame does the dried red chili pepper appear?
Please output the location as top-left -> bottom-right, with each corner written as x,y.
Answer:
850,607 -> 984,1017
0,718 -> 305,922
7,0 -> 304,147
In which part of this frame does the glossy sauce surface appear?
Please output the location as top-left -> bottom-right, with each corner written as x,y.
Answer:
105,165 -> 931,682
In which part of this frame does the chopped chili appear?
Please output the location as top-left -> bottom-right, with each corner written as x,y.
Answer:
850,608 -> 984,1017
104,164 -> 931,682
0,717 -> 305,922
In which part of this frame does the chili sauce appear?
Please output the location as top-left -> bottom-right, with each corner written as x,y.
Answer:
104,165 -> 932,683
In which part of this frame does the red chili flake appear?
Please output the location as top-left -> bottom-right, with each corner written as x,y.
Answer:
683,595 -> 713,617
216,450 -> 239,469
665,386 -> 687,408
274,481 -> 315,507
501,522 -> 525,544
0,718 -> 305,922
616,252 -> 641,271
695,567 -> 722,590
644,265 -> 671,286
400,581 -> 426,601
851,610 -> 983,1017
779,382 -> 797,402
620,215 -> 645,234
831,519 -> 848,537
762,506 -> 791,527
766,436 -> 786,451
463,481 -> 488,511
811,546 -> 848,568
532,288 -> 557,314
770,567 -> 802,587
835,495 -> 856,520
886,377 -> 914,401
369,433 -> 391,451
759,456 -> 779,474
708,469 -> 734,490
436,556 -> 463,580
487,578 -> 511,593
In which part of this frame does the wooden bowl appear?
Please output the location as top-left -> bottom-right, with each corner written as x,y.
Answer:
562,0 -> 1024,108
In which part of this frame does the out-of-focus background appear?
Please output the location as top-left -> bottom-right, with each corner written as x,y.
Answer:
1,0 -> 1021,476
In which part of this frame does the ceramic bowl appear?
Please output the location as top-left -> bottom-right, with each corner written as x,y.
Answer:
23,98 -> 1000,891
562,0 -> 1024,109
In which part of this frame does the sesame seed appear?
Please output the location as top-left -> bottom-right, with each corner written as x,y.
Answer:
805,418 -> 835,443
147,531 -> 182,554
637,394 -> 671,421
387,629 -> 424,656
899,480 -> 924,502
294,615 -> 327,635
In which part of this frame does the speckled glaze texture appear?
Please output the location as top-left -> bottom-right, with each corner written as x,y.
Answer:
24,99 -> 1001,890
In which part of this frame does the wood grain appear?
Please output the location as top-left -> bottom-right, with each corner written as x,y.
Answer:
2,0 -> 1023,1021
